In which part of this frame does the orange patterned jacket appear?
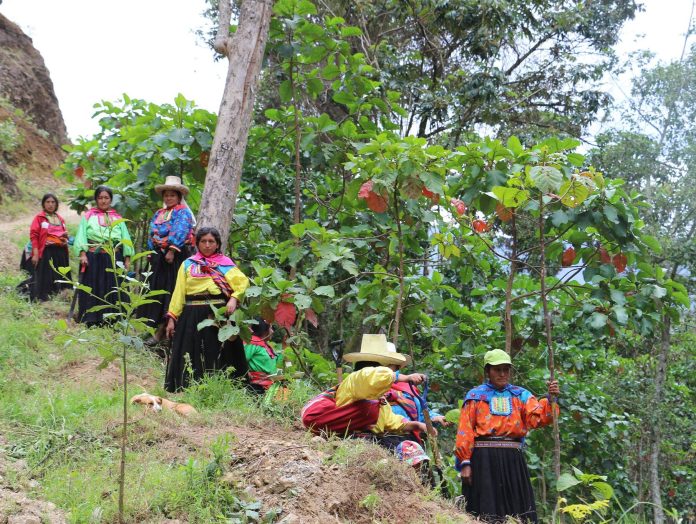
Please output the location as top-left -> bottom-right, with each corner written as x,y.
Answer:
454,382 -> 558,469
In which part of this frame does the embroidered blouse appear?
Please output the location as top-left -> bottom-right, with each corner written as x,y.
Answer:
167,253 -> 249,320
454,381 -> 558,468
30,211 -> 68,258
147,204 -> 194,252
336,367 -> 407,434
73,208 -> 134,257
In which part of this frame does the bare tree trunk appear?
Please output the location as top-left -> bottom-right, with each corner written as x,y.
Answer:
196,0 -> 273,250
649,315 -> 669,524
538,195 -> 562,487
289,56 -> 302,279
504,212 -> 518,355
392,187 -> 405,345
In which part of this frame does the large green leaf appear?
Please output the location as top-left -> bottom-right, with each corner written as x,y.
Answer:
490,186 -> 529,208
529,165 -> 563,193
556,473 -> 582,491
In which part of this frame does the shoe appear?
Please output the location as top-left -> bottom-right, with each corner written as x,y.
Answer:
144,336 -> 159,347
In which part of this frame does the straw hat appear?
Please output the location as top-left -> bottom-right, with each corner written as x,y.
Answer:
343,334 -> 409,366
155,175 -> 189,196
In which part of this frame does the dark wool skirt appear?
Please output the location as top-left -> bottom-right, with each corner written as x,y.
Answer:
138,248 -> 188,327
31,245 -> 71,301
164,302 -> 248,392
78,250 -> 125,326
462,446 -> 538,523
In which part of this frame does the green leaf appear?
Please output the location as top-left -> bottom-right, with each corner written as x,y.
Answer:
279,79 -> 293,103
613,305 -> 628,325
294,294 -> 312,310
167,128 -> 194,145
589,312 -> 608,329
321,63 -> 341,80
529,165 -> 563,193
591,481 -> 614,500
507,136 -> 523,156
559,179 -> 590,208
640,235 -> 662,253
244,286 -> 263,298
609,289 -> 626,305
490,186 -> 529,208
445,408 -> 460,424
340,26 -> 362,37
314,285 -> 335,298
197,319 -> 216,330
651,286 -> 667,299
556,473 -> 582,492
341,259 -> 358,275
218,323 -> 240,342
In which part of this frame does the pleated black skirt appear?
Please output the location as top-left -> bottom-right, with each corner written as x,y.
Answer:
77,250 -> 125,326
31,245 -> 71,301
462,446 -> 538,523
138,248 -> 188,327
164,302 -> 248,393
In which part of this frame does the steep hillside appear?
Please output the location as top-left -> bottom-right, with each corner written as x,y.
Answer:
0,12 -> 68,209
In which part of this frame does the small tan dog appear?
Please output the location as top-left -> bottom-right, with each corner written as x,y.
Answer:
130,392 -> 197,417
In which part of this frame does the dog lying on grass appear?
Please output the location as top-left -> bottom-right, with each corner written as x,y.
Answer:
130,393 -> 197,417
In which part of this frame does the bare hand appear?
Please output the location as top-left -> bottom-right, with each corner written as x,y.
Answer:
460,465 -> 473,485
124,257 -> 131,271
226,297 -> 238,316
431,415 -> 451,427
31,252 -> 39,266
547,380 -> 560,397
164,250 -> 175,264
79,252 -> 89,267
400,373 -> 426,385
165,318 -> 176,339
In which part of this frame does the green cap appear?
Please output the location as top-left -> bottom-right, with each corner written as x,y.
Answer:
484,349 -> 512,366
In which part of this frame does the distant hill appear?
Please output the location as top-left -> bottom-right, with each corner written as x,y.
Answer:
0,12 -> 68,203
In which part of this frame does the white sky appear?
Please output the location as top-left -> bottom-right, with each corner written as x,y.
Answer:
1,0 -> 695,140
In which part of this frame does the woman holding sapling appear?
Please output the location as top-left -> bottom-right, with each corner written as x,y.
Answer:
454,349 -> 560,523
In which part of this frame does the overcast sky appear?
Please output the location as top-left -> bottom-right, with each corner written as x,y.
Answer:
1,0 -> 694,140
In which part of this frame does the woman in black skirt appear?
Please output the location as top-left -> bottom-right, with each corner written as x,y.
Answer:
140,176 -> 195,345
28,193 -> 71,301
454,349 -> 560,523
164,227 -> 249,392
73,186 -> 134,326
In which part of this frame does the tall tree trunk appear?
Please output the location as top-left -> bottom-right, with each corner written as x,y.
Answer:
197,0 -> 273,250
538,196 -> 562,485
504,212 -> 518,355
649,315 -> 670,524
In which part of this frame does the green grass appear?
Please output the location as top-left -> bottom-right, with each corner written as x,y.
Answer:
0,274 -> 320,523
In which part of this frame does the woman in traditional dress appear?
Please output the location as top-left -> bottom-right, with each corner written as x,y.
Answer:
73,186 -> 134,326
243,318 -> 283,394
454,349 -> 560,523
164,227 -> 249,392
140,176 -> 195,345
28,193 -> 71,301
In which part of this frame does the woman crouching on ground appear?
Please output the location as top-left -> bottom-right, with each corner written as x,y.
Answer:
164,227 -> 249,392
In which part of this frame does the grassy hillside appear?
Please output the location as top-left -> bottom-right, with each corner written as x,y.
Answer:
0,274 -> 467,523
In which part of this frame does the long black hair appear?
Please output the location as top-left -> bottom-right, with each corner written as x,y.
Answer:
41,193 -> 59,212
93,185 -> 113,202
195,227 -> 222,253
251,318 -> 272,338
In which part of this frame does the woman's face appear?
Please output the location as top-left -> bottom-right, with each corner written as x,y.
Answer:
163,190 -> 180,208
43,198 -> 57,213
487,364 -> 511,390
96,191 -> 112,211
197,233 -> 219,257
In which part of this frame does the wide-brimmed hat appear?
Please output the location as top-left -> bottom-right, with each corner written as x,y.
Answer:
343,334 -> 409,366
484,349 -> 512,367
155,175 -> 189,196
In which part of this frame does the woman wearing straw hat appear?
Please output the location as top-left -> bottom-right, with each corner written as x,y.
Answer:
454,349 -> 560,523
141,176 -> 195,346
301,334 -> 430,438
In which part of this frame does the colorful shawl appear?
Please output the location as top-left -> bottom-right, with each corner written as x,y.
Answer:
189,252 -> 235,298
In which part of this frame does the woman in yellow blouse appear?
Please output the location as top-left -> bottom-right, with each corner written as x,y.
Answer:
164,227 -> 249,392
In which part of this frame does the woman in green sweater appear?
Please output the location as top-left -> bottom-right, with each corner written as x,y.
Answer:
244,319 -> 283,394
